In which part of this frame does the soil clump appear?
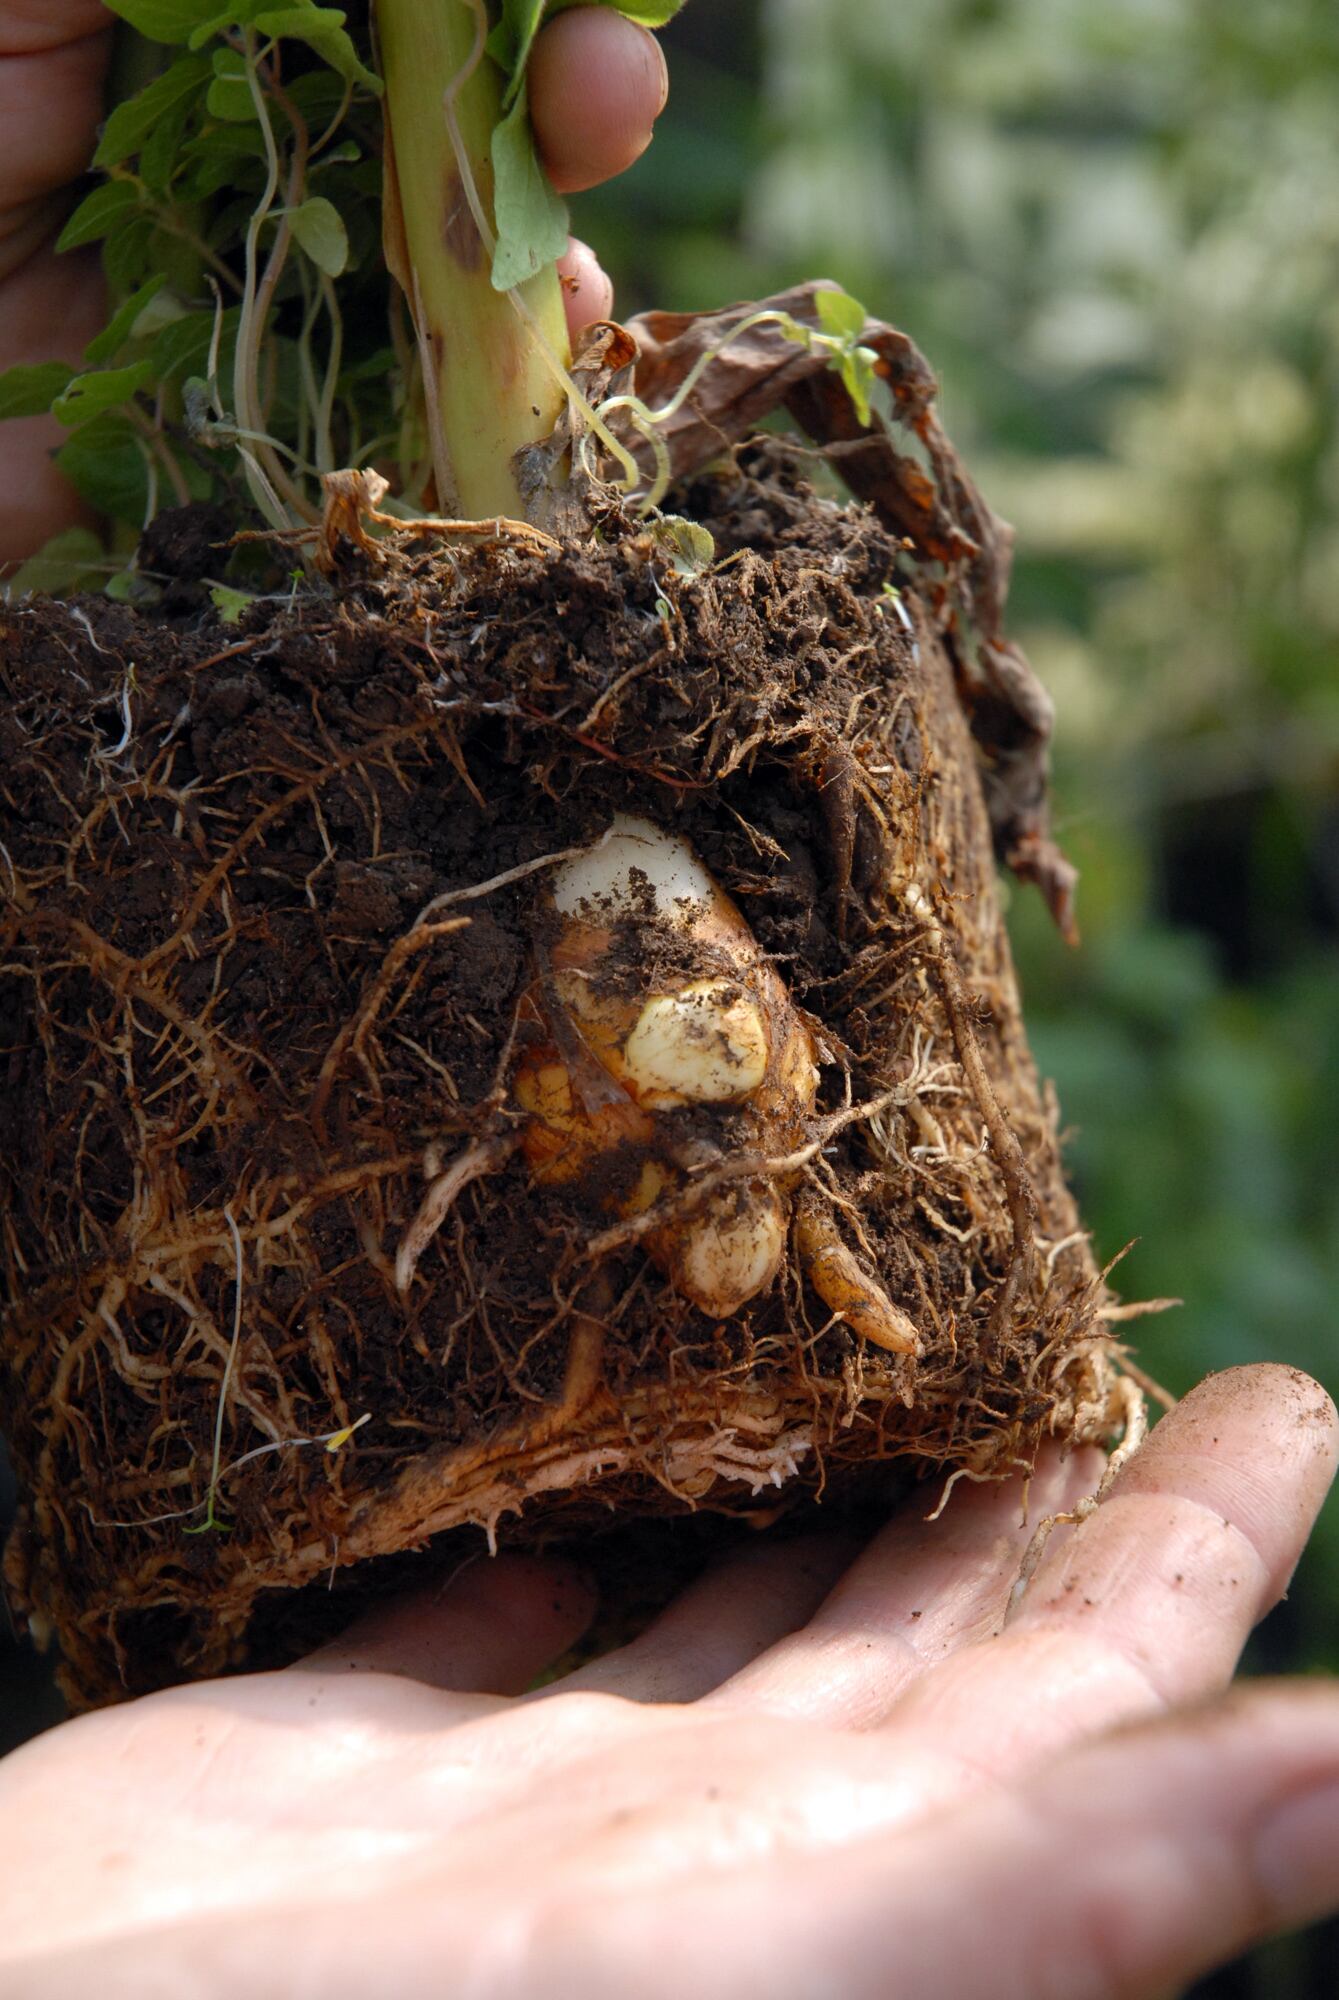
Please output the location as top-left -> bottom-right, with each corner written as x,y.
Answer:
1,363 -> 1125,1706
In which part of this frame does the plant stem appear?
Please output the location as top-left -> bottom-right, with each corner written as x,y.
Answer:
375,0 -> 571,523
236,30 -> 314,527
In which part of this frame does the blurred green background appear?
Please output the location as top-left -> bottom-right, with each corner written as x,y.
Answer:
581,2 -> 1338,1989
4,0 -> 1337,1986
593,0 -> 1339,1427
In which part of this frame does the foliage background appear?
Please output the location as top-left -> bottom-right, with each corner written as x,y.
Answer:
584,2 -> 1339,1990
3,0 -> 1337,1986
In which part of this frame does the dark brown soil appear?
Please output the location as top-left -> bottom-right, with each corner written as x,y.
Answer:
0,437 -> 1121,1707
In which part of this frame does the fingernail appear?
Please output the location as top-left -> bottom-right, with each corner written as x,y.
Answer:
1254,1781 -> 1339,1927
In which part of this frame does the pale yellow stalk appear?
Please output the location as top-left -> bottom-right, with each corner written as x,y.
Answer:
375,0 -> 571,522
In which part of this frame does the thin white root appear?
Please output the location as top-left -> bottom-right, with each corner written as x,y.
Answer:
925,1462 -> 1016,1523
1101,1297 -> 1183,1323
410,830 -> 618,931
1007,1373 -> 1149,1613
396,1135 -> 516,1295
1099,1371 -> 1150,1482
1108,1350 -> 1179,1412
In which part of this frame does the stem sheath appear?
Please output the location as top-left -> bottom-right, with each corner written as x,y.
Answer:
375,0 -> 571,522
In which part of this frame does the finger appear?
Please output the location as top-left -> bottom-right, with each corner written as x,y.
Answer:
0,23 -> 111,227
0,7 -> 114,564
0,4 -> 111,57
559,235 -> 614,337
854,1681 -> 1339,2000
560,1679 -> 1339,2000
880,1365 -> 1338,1771
530,6 -> 669,195
36,1681 -> 1339,2000
292,1553 -> 597,1695
706,1443 -> 1106,1726
0,244 -> 105,566
543,1531 -> 856,1704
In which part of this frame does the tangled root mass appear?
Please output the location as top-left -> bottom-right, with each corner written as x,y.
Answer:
0,441 -> 1123,1704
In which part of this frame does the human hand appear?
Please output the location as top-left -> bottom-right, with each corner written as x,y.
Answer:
0,3 -> 669,563
2,1363 -> 1336,1998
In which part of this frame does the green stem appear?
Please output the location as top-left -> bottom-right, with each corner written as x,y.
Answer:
316,272 -> 344,475
375,0 -> 571,523
236,30 -> 312,528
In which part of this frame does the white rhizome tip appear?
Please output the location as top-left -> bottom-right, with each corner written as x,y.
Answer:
551,814 -> 716,923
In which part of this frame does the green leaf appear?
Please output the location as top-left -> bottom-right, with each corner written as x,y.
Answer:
490,86 -> 570,292
550,0 -> 686,23
287,195 -> 349,276
93,53 -> 212,171
104,0 -> 221,42
5,528 -> 111,599
132,287 -> 193,346
285,67 -> 354,131
105,569 -> 162,607
102,213 -> 158,296
207,46 -> 259,121
341,344 -> 397,385
210,583 -> 258,623
593,0 -> 686,21
185,7 -> 239,44
178,1 -> 379,88
177,124 -> 267,199
0,362 -> 76,421
314,138 -> 361,168
815,288 -> 869,343
488,0 -> 548,110
838,348 -> 878,428
796,290 -> 878,427
185,1 -> 294,45
53,364 -> 156,427
152,307 -> 242,387
56,414 -> 152,526
84,276 -> 170,365
56,181 -> 141,253
140,83 -> 203,195
251,7 -> 381,90
647,515 -> 715,577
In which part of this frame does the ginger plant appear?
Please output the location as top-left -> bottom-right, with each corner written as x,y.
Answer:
0,0 -> 693,592
0,0 -> 895,590
0,1 -> 1130,1710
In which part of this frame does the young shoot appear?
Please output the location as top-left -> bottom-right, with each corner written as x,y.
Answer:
590,290 -> 884,512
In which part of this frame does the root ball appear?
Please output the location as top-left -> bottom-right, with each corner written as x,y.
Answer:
1,442 -> 1125,1707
